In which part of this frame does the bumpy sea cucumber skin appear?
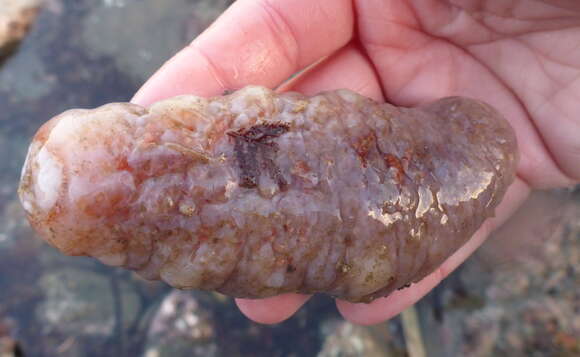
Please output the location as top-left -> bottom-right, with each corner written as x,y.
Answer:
18,86 -> 518,302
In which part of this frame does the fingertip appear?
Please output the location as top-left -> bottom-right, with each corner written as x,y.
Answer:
131,45 -> 228,106
335,279 -> 435,326
235,293 -> 311,324
335,299 -> 386,326
132,0 -> 354,107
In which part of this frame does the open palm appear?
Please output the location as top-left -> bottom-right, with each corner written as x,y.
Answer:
133,0 -> 580,325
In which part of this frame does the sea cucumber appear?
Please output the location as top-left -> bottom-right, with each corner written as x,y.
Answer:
18,86 -> 518,302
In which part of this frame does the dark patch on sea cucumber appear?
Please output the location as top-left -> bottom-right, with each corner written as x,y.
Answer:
228,123 -> 290,189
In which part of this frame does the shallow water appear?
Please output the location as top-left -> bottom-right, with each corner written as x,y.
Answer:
0,1 -> 578,356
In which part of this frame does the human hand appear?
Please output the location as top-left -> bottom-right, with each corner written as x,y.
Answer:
132,0 -> 580,325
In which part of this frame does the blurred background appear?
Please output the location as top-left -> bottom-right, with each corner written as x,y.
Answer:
0,0 -> 578,356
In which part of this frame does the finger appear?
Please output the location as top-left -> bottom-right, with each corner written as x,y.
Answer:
336,177 -> 531,325
280,42 -> 384,101
355,0 -> 576,188
235,293 -> 311,324
132,0 -> 354,106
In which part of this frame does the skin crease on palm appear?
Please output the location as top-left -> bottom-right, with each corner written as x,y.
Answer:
131,0 -> 580,325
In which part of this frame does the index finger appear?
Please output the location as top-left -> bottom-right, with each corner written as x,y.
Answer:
132,0 -> 354,106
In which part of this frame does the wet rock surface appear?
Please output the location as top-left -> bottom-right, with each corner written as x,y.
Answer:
0,0 -> 578,356
144,291 -> 217,357
317,319 -> 405,357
